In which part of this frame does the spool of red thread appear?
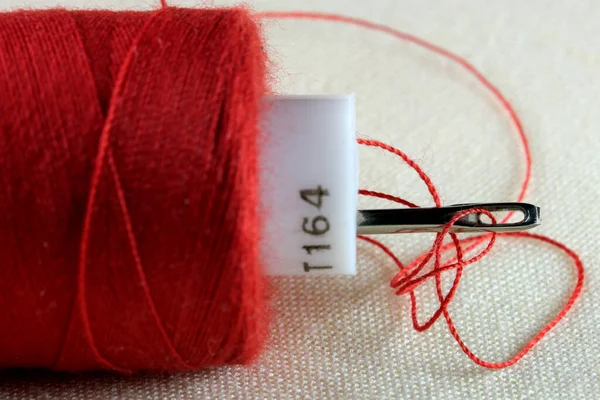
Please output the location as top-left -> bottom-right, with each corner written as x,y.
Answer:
0,7 -> 268,373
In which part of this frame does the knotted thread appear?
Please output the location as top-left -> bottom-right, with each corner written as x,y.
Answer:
0,7 -> 268,373
356,140 -> 583,368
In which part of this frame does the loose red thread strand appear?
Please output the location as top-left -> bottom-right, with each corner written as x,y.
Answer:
258,10 -> 531,207
259,11 -> 584,368
67,9 -> 194,373
358,189 -> 418,209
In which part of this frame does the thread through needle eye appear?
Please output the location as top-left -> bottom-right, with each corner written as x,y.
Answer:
356,202 -> 541,234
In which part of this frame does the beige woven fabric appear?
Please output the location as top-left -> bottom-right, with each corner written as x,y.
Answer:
1,0 -> 599,398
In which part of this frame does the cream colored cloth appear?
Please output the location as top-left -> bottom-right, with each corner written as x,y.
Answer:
1,0 -> 598,398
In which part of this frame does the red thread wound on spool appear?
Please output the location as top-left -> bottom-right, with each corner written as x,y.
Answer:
0,7 -> 268,373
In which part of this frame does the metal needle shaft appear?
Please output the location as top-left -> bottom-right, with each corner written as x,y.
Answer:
357,202 -> 541,234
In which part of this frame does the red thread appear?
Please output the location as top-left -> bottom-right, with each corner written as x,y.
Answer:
0,7 -> 268,373
259,11 -> 584,368
0,5 -> 584,374
358,189 -> 418,209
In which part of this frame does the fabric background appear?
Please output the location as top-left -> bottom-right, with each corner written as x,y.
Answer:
0,0 -> 598,398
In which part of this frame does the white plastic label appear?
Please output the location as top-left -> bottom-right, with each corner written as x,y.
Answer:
260,95 -> 357,275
